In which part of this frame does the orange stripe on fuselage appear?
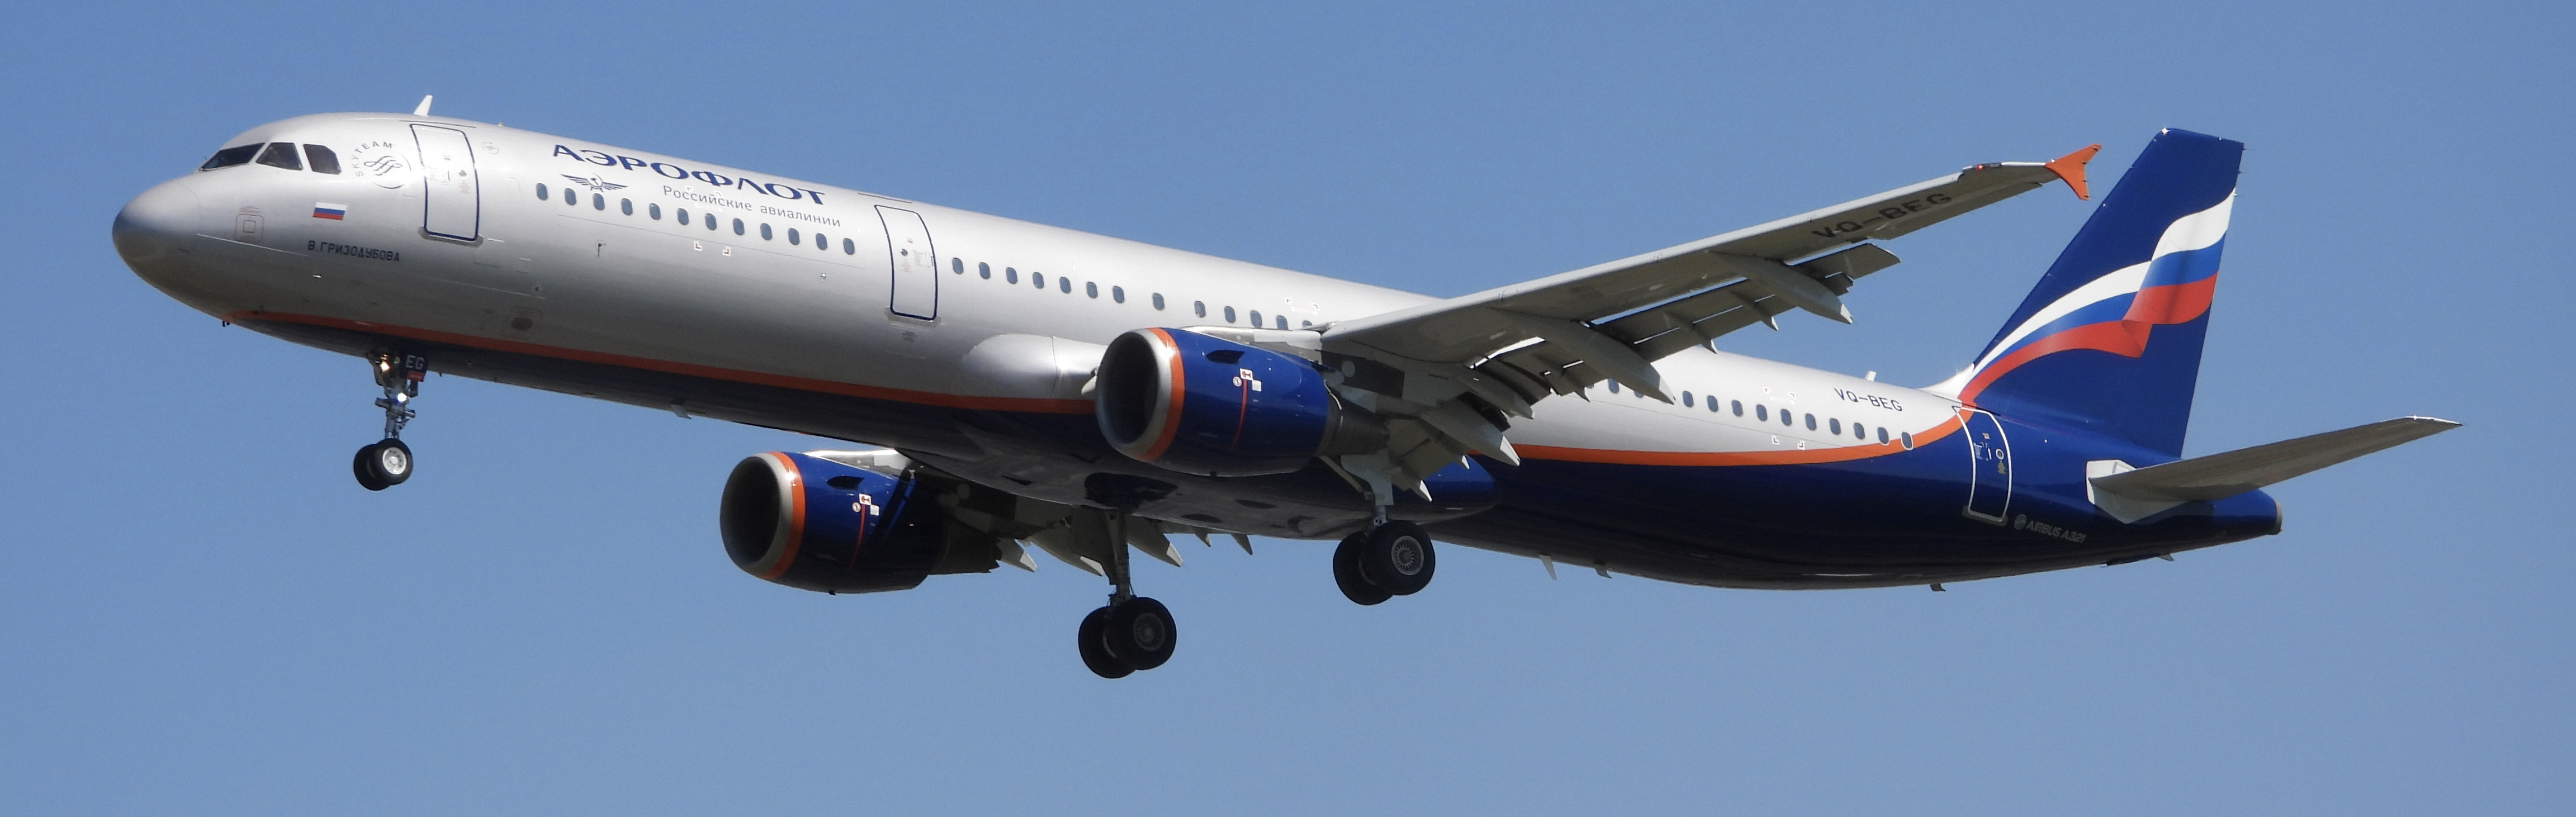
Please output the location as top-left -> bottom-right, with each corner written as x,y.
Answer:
1516,414 -> 1962,467
224,311 -> 1096,415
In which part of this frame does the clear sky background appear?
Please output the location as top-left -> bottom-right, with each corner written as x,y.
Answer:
3,2 -> 2565,814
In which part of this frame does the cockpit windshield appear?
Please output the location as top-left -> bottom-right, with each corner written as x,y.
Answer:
201,142 -> 345,174
253,142 -> 302,171
305,144 -> 340,174
199,144 -> 260,170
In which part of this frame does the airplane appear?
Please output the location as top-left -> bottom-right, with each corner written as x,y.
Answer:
112,96 -> 2456,677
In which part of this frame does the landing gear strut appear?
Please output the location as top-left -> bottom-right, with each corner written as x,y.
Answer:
1334,520 -> 1436,605
1072,474 -> 1185,678
1074,509 -> 1178,678
353,350 -> 425,491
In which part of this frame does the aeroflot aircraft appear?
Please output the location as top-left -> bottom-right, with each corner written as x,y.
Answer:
115,98 -> 2455,677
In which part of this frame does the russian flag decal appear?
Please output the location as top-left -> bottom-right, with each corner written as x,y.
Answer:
312,202 -> 347,220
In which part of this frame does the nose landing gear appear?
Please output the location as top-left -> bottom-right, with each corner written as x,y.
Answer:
353,350 -> 426,491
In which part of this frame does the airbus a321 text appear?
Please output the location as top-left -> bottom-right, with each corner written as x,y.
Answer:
113,98 -> 2455,677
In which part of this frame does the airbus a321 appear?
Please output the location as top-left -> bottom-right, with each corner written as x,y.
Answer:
112,97 -> 2455,677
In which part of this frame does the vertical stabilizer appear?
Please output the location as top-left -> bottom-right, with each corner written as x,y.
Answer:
1947,130 -> 2243,455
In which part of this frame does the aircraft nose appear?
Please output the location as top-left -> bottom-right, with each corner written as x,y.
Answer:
112,178 -> 201,270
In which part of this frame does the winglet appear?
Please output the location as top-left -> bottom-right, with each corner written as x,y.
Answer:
413,94 -> 434,117
2045,144 -> 2101,200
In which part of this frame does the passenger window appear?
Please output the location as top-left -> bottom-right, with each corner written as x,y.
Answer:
1276,315 -> 1288,329
979,262 -> 991,279
676,207 -> 688,223
1754,405 -> 1766,421
1784,411 -> 1796,427
303,145 -> 340,174
255,142 -> 303,170
200,144 -> 261,170
1682,392 -> 1693,407
566,190 -> 581,207
787,227 -> 800,245
705,213 -> 717,230
733,218 -> 745,235
1250,310 -> 1264,326
536,183 -> 551,201
593,193 -> 607,210
621,198 -> 634,216
1112,286 -> 1126,303
1877,428 -> 1890,444
1731,400 -> 1743,416
1152,293 -> 1164,310
1007,267 -> 1020,284
1086,282 -> 1099,298
1829,418 -> 1841,435
649,203 -> 662,220
1901,432 -> 1915,450
842,238 -> 855,254
1059,277 -> 1072,293
1608,381 -> 1621,395
952,258 -> 964,274
1854,424 -> 1867,440
812,232 -> 826,249
1032,272 -> 1046,288
1224,306 -> 1237,322
1194,301 -> 1207,317
760,224 -> 773,240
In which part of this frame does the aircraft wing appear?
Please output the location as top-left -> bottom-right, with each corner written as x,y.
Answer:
1303,146 -> 2098,491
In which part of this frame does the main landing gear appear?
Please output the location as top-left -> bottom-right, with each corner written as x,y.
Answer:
353,350 -> 426,492
1334,520 -> 1436,606
1074,508 -> 1178,679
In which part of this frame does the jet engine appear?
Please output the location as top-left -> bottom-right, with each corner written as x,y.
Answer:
718,452 -> 1002,593
1095,327 -> 1383,477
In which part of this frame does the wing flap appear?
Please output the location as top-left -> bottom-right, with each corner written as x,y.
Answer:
1303,145 -> 2094,493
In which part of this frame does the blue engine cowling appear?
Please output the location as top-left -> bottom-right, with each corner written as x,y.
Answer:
718,452 -> 987,593
1096,328 -> 1372,476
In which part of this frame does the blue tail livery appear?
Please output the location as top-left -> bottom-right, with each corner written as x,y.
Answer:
1945,129 -> 2241,456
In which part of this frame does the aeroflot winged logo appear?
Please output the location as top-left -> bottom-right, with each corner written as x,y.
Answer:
1957,192 -> 2233,405
560,174 -> 626,192
552,144 -> 828,205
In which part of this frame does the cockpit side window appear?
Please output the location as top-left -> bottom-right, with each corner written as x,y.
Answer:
200,144 -> 261,170
304,145 -> 341,174
254,142 -> 303,171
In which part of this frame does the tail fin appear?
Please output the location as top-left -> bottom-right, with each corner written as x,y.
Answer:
1940,129 -> 2243,456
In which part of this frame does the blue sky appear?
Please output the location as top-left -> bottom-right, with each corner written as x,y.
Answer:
3,2 -> 2566,814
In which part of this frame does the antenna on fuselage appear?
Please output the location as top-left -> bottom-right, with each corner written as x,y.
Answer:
412,95 -> 434,116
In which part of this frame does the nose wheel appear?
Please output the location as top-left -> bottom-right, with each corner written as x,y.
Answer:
354,350 -> 427,491
353,438 -> 413,491
1334,520 -> 1436,605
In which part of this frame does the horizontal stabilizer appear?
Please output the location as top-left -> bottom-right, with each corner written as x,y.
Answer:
2086,416 -> 2459,522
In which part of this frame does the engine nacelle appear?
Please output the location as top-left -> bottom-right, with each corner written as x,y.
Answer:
1096,328 -> 1379,476
718,452 -> 995,593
